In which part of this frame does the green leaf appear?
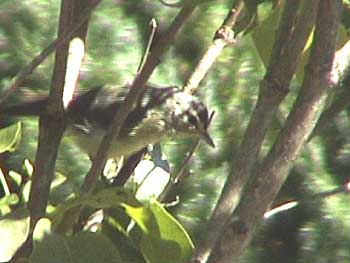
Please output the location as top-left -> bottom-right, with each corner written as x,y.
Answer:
84,187 -> 142,208
51,188 -> 142,233
51,189 -> 194,263
8,170 -> 23,187
33,218 -> 53,241
23,159 -> 34,177
124,200 -> 194,263
31,229 -> 122,263
0,194 -> 20,211
140,234 -> 181,263
149,200 -> 194,260
123,203 -> 181,263
0,122 -> 21,153
123,204 -> 160,236
251,3 -> 282,68
251,1 -> 349,83
0,207 -> 30,262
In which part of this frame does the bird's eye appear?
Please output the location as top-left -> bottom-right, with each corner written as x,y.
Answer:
188,115 -> 198,127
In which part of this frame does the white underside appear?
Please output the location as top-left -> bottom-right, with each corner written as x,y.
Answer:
66,118 -> 170,159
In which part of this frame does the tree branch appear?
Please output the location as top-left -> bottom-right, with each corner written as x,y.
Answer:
27,0 -> 70,228
110,147 -> 148,187
191,0 -> 319,261
11,1 -> 95,260
211,1 -> 342,262
183,0 -> 243,94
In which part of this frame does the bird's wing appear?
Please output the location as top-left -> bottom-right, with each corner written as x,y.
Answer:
67,85 -> 179,135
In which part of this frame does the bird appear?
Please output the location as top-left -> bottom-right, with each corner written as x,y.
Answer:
1,84 -> 214,159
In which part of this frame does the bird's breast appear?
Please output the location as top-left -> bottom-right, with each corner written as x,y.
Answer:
66,119 -> 169,159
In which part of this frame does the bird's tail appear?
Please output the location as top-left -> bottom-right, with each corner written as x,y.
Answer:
0,89 -> 48,117
0,98 -> 48,117
0,92 -> 48,128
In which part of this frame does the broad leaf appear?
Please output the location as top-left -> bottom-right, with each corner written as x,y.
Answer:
0,207 -> 30,262
51,188 -> 194,263
31,219 -> 122,263
0,122 -> 21,153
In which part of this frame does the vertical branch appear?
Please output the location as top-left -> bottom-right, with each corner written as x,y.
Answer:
27,0 -> 94,231
12,4 -> 97,257
27,0 -> 71,229
211,1 -> 342,262
12,1 -> 76,259
191,0 -> 319,262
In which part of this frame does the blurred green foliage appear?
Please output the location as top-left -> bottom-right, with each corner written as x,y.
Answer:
0,0 -> 349,262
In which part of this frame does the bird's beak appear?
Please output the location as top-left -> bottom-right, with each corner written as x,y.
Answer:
201,131 -> 215,148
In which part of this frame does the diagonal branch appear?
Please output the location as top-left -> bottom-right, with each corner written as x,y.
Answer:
211,1 -> 342,262
81,3 -> 198,194
183,0 -> 243,95
27,0 -> 92,229
191,0 -> 319,261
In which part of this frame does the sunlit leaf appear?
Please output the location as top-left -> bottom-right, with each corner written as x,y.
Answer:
0,207 -> 30,262
0,122 -> 21,153
149,200 -> 194,262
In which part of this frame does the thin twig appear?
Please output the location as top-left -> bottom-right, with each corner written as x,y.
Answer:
158,139 -> 200,202
264,182 -> 350,219
137,18 -> 158,74
158,111 -> 215,202
183,0 -> 243,94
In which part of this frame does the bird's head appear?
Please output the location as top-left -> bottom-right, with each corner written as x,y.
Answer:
165,92 -> 214,148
